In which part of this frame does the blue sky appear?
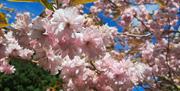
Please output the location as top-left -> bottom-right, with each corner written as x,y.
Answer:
0,0 -> 44,23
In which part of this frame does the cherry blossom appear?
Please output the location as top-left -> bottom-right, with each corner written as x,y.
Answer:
0,0 -> 179,90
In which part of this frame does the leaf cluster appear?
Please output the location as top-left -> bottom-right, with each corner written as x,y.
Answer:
0,58 -> 62,91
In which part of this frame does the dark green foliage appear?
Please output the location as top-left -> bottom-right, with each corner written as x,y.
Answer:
0,58 -> 62,91
158,76 -> 180,91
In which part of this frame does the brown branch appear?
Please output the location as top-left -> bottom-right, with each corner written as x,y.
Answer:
117,32 -> 152,37
164,18 -> 179,90
87,60 -> 102,75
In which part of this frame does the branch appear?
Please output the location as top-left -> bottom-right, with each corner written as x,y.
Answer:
108,0 -> 156,6
87,60 -> 102,75
117,32 -> 152,37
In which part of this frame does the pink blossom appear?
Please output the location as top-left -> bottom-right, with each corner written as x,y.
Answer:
0,44 -> 6,59
1,0 -> 180,90
51,7 -> 85,31
81,27 -> 106,59
58,0 -> 70,5
33,48 -> 61,75
12,12 -> 30,30
58,32 -> 82,59
0,58 -> 15,74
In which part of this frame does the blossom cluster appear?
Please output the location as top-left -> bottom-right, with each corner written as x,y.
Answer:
0,7 -> 151,90
0,0 -> 180,90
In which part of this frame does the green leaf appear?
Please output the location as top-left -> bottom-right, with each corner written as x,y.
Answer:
155,0 -> 166,8
39,0 -> 54,11
0,13 -> 9,28
70,0 -> 97,6
8,0 -> 37,2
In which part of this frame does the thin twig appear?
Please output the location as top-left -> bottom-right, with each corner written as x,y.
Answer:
117,32 -> 152,37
